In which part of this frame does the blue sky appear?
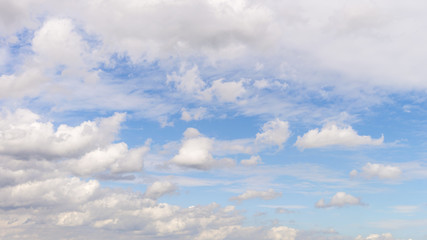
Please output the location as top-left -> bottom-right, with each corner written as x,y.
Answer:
0,0 -> 427,239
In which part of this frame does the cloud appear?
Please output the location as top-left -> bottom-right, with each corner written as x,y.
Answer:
170,119 -> 294,170
0,177 -> 99,208
144,181 -> 178,200
201,79 -> 246,102
0,109 -> 125,159
316,192 -> 364,208
170,128 -> 216,170
68,142 -> 149,176
350,163 -> 402,180
295,124 -> 383,150
354,233 -> 395,240
0,68 -> 47,99
32,18 -> 87,69
256,119 -> 290,149
267,226 -> 297,240
390,205 -> 419,214
230,189 -> 281,203
240,155 -> 262,166
167,64 -> 206,95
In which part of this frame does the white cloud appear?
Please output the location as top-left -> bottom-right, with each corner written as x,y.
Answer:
0,177 -> 99,208
230,189 -> 281,203
68,142 -> 149,176
316,192 -> 363,208
0,109 -> 125,159
351,163 -> 402,180
354,233 -> 395,240
32,18 -> 87,69
167,64 -> 206,94
170,128 -> 216,170
144,181 -> 178,200
240,155 -> 262,166
202,79 -> 246,102
170,128 -> 238,170
0,109 -> 126,158
256,119 -> 290,149
0,68 -> 47,99
267,226 -> 297,240
295,124 -> 383,150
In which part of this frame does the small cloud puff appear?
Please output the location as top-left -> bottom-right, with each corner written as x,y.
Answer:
170,128 -> 235,170
240,155 -> 262,166
316,192 -> 364,208
230,189 -> 281,203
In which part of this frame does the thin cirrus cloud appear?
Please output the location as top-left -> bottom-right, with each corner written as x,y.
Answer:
295,124 -> 384,150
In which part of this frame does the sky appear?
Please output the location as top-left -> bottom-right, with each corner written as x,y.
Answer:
0,0 -> 427,239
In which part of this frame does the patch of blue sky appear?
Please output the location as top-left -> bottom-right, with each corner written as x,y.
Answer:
0,29 -> 34,74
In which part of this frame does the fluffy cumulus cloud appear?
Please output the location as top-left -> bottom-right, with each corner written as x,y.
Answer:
316,192 -> 363,208
230,189 -> 281,203
67,142 -> 149,176
350,163 -> 402,180
256,119 -> 290,149
0,177 -> 99,208
170,128 -> 216,170
0,109 -> 125,159
268,226 -> 297,240
0,112 -> 292,240
295,124 -> 383,150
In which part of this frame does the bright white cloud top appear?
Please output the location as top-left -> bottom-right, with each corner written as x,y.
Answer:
0,0 -> 426,239
230,189 -> 282,203
295,124 -> 384,150
316,192 -> 364,208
